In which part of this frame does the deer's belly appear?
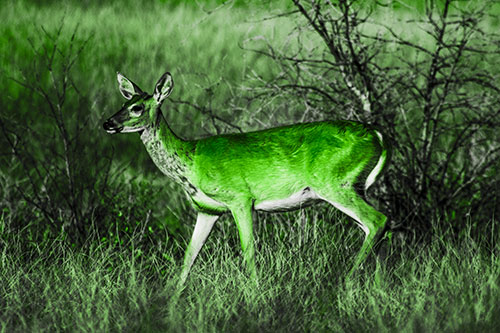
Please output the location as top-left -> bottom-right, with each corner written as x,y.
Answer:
254,187 -> 319,212
191,187 -> 319,214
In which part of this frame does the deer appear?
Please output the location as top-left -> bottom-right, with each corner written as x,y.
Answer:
103,71 -> 390,286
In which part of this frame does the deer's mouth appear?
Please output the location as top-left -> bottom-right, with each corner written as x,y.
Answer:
103,120 -> 123,134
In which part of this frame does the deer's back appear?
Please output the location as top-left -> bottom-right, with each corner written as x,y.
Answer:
189,120 -> 380,201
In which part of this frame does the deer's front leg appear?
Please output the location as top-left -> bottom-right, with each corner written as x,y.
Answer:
178,212 -> 219,287
229,202 -> 257,280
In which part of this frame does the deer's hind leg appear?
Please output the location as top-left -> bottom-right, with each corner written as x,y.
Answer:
316,187 -> 387,278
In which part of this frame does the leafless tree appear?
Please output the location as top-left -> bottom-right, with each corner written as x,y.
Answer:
242,0 -> 500,235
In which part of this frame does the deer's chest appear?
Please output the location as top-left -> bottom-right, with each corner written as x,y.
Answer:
141,131 -> 196,194
144,139 -> 182,175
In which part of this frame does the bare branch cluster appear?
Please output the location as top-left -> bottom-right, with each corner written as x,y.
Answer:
0,21 -> 116,244
244,0 -> 500,232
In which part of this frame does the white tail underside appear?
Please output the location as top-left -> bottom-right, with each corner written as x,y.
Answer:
364,130 -> 385,190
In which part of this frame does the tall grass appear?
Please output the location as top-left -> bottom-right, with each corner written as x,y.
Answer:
2,208 -> 499,331
1,1 -> 500,331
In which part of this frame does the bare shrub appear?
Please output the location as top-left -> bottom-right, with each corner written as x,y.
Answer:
0,22 -> 115,245
242,0 -> 500,235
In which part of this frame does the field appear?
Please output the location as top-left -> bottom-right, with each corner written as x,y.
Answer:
1,212 -> 499,331
1,0 -> 500,331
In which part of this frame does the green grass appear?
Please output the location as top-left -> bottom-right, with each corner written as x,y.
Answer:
2,209 -> 499,332
2,1 -> 500,331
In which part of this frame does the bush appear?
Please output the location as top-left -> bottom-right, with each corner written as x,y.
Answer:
242,0 -> 500,235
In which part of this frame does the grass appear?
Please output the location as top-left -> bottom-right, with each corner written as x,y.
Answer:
2,1 -> 500,331
1,209 -> 500,332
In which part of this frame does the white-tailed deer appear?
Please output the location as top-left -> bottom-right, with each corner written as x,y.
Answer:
103,71 -> 390,286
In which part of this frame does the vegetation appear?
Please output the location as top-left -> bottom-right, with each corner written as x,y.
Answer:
2,209 -> 500,332
1,0 -> 499,331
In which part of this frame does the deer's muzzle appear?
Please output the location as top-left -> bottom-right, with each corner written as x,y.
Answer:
103,119 -> 123,134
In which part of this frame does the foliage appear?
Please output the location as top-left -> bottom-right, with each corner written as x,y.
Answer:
0,0 -> 500,330
0,22 -> 185,249
0,1 -> 264,245
1,209 -> 500,331
0,22 -> 108,244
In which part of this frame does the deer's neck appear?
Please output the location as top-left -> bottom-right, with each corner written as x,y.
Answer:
140,111 -> 197,194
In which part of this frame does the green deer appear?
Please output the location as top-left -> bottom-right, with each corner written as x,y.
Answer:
103,71 -> 390,286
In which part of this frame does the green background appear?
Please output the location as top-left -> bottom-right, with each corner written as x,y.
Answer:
1,0 -> 499,331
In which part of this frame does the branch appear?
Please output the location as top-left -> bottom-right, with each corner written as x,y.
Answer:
170,99 -> 243,133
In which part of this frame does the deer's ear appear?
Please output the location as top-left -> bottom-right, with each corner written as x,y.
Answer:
153,72 -> 174,103
117,72 -> 143,100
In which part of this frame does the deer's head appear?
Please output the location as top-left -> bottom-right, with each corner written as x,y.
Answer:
103,72 -> 173,134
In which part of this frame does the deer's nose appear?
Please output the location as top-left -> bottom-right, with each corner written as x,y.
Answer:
103,119 -> 121,133
103,120 -> 113,131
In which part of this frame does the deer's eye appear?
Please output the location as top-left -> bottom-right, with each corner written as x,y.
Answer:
130,105 -> 144,116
